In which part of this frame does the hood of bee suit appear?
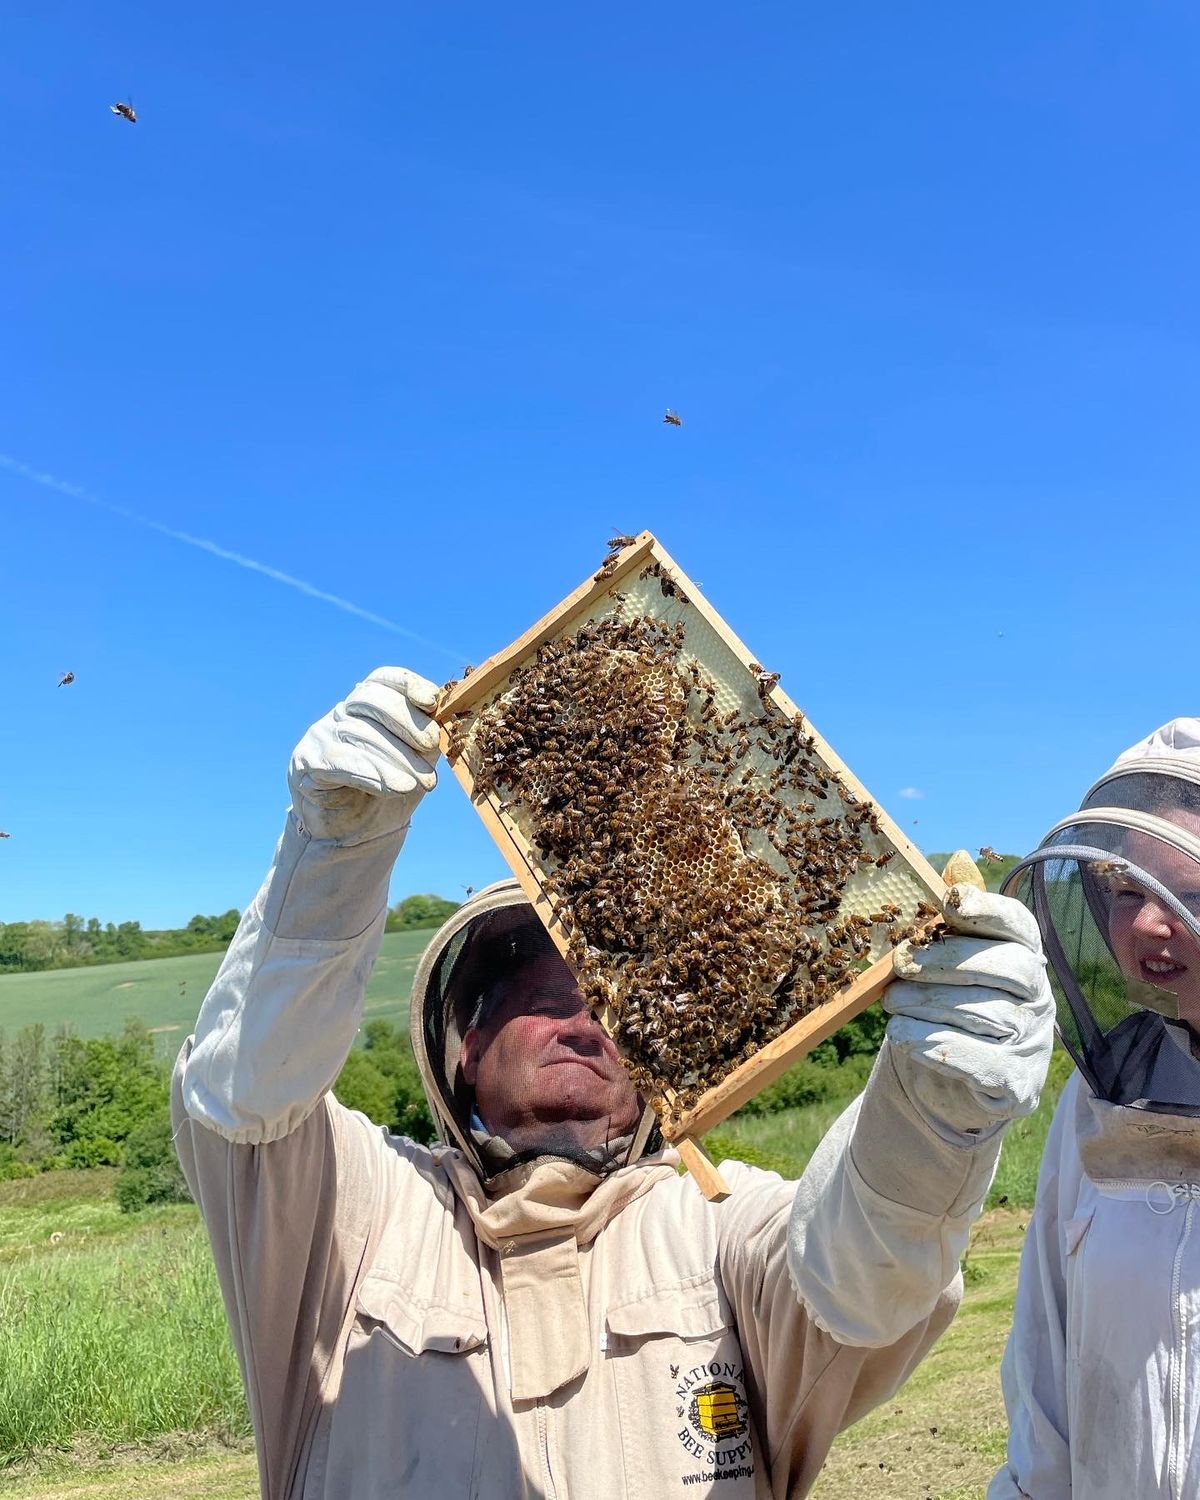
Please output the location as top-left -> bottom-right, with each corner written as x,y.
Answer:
1003,718 -> 1200,1116
409,878 -> 661,1186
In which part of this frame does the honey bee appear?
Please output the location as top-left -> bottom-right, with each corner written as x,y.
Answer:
0,831 -> 9,839
662,409 -> 683,427
57,672 -> 75,688
978,845 -> 1002,863
607,534 -> 637,551
110,99 -> 137,123
874,851 -> 896,868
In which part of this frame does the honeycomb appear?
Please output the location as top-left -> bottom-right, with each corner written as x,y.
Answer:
444,550 -> 939,1122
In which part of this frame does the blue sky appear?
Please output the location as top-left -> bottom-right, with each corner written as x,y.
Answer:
2,3 -> 1198,928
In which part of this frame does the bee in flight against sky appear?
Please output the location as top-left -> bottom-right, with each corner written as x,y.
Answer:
0,831 -> 10,840
57,671 -> 76,687
110,99 -> 137,124
978,845 -> 1002,862
662,408 -> 683,427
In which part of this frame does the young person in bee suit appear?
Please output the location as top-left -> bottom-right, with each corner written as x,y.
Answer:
173,667 -> 1054,1500
990,719 -> 1200,1500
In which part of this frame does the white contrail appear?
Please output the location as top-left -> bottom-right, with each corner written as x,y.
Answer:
0,454 -> 467,663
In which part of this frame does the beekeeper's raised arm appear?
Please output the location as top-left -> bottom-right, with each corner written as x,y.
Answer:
178,667 -> 441,1140
788,884 -> 1054,1347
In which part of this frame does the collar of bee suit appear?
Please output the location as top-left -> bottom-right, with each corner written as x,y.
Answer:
440,1149 -> 677,1401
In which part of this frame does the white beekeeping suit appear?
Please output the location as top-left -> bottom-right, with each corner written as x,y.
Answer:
991,718 -> 1200,1500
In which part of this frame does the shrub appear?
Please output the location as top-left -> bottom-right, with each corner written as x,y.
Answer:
334,1021 -> 437,1144
733,1052 -> 874,1117
114,1110 -> 192,1212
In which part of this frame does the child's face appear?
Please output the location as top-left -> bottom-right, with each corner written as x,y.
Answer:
1107,819 -> 1200,1023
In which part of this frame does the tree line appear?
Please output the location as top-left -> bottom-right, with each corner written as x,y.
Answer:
0,895 -> 461,975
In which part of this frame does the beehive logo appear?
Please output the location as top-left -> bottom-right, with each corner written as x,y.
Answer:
687,1380 -> 749,1442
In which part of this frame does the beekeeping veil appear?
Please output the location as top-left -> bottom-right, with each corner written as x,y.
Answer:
1003,719 -> 1200,1114
410,879 -> 660,1185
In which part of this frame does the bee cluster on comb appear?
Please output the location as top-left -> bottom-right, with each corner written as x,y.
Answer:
441,538 -> 941,1130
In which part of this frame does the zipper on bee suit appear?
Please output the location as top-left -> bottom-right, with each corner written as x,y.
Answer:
1091,1178 -> 1200,1206
1170,1201 -> 1195,1500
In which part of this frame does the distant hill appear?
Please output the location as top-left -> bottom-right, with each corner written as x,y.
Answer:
0,928 -> 434,1049
0,895 -> 460,976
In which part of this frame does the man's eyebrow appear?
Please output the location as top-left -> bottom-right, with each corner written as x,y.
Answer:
517,986 -> 580,1008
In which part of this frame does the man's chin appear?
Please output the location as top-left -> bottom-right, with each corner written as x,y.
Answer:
498,1115 -> 634,1160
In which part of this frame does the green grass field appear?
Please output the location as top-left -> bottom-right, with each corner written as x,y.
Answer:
0,930 -> 432,1051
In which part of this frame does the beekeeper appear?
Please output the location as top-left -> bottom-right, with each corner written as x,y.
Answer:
991,719 -> 1200,1500
173,668 -> 1054,1500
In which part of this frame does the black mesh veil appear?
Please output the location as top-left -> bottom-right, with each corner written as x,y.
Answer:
410,880 -> 661,1183
1003,762 -> 1200,1114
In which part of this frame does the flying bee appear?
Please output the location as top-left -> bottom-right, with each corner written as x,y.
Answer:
978,845 -> 1002,863
662,409 -> 683,427
0,831 -> 9,839
110,99 -> 137,123
57,671 -> 75,687
607,534 -> 637,550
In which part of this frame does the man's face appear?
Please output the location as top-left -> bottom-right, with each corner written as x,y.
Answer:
459,952 -> 642,1156
1107,823 -> 1200,1023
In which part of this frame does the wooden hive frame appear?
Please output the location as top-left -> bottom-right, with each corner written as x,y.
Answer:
435,532 -> 949,1199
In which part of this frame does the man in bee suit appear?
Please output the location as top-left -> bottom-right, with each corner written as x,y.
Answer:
173,667 -> 1055,1500
990,719 -> 1200,1500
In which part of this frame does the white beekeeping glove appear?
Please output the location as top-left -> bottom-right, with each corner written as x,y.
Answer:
882,885 -> 1055,1141
180,668 -> 443,1141
263,667 -> 442,941
289,667 -> 442,844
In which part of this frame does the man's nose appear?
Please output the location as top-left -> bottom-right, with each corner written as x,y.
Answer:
558,998 -> 607,1049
